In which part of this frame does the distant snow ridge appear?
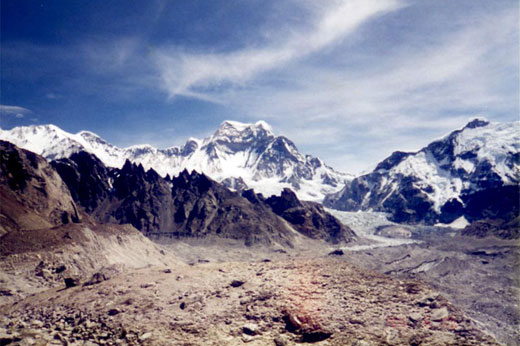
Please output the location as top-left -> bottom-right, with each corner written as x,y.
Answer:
0,120 -> 351,201
324,118 -> 520,224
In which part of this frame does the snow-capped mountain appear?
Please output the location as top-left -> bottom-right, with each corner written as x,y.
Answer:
324,119 -> 520,224
0,120 -> 351,201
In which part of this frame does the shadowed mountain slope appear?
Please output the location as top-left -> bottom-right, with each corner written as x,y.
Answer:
51,149 -> 356,247
0,140 -> 79,236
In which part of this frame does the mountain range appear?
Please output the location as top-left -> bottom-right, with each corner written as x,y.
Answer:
0,121 -> 350,202
1,118 -> 518,227
0,127 -> 510,346
0,140 -> 355,247
324,119 -> 520,224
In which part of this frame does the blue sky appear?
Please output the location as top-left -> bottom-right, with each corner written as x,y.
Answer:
1,0 -> 518,173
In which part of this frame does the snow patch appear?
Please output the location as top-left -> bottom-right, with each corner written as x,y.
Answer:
434,216 -> 469,229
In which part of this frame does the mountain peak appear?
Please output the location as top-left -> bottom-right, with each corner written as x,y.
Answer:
216,120 -> 274,137
254,120 -> 273,132
464,118 -> 490,130
77,130 -> 100,138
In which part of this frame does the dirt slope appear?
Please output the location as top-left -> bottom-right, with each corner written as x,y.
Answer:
0,222 -> 178,305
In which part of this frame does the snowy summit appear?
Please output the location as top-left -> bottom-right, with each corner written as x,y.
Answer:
0,120 -> 351,201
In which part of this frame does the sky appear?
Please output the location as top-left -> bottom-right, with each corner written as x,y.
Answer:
1,0 -> 518,174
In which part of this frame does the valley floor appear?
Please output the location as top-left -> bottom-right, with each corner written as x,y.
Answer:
341,234 -> 520,346
0,215 -> 517,346
1,256 -> 498,346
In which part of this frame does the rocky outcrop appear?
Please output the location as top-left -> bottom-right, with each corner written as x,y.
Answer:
166,170 -> 296,247
0,140 -> 79,236
53,154 -> 176,235
246,188 -> 356,244
221,176 -> 248,192
51,151 -> 111,213
53,153 -> 296,246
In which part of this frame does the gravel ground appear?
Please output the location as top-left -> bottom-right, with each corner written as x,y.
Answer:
1,257 -> 498,346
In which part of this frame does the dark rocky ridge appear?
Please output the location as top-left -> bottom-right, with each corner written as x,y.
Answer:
166,169 -> 296,247
51,149 -> 355,246
51,151 -> 111,213
243,188 -> 354,244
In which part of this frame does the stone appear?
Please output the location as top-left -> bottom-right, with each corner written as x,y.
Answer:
416,294 -> 436,307
328,249 -> 344,256
274,335 -> 288,346
284,313 -> 303,332
408,312 -> 423,323
54,265 -> 66,274
140,282 -> 156,289
230,280 -> 245,288
31,320 -> 44,328
242,323 -> 259,336
241,334 -> 256,343
107,309 -> 120,316
283,311 -> 332,342
84,272 -> 109,286
431,307 -> 449,322
352,341 -> 371,346
139,332 -> 152,341
64,277 -> 79,288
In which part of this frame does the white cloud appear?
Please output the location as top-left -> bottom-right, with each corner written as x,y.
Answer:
45,93 -> 62,99
205,7 -> 517,173
154,0 -> 403,98
147,2 -> 518,174
0,105 -> 33,119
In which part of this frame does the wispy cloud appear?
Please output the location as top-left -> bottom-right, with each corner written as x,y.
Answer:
155,0 -> 403,98
2,0 -> 517,174
0,105 -> 32,119
45,93 -> 61,99
197,6 -> 518,173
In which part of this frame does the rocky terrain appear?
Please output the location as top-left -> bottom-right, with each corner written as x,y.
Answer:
324,119 -> 519,225
0,140 -> 178,308
332,210 -> 520,346
461,217 -> 519,239
0,255 -> 500,346
243,188 -> 351,244
0,222 -> 176,306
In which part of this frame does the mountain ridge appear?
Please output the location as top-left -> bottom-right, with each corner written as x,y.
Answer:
48,147 -> 356,246
0,121 -> 351,202
324,119 -> 520,224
